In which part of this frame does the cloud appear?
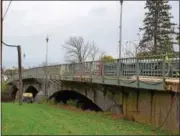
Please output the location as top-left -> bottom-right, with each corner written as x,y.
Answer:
89,6 -> 107,16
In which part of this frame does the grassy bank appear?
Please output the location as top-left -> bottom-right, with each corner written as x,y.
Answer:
2,103 -> 171,135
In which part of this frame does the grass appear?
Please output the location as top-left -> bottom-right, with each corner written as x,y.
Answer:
2,103 -> 172,135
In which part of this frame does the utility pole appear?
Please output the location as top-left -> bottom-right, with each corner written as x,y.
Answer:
17,45 -> 23,105
2,42 -> 23,105
1,0 -> 3,83
2,0 -> 23,104
119,0 -> 123,59
44,35 -> 49,98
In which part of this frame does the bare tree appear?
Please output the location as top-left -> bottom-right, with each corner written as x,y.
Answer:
63,36 -> 95,63
90,42 -> 107,61
90,42 -> 100,61
98,51 -> 106,60
122,41 -> 140,57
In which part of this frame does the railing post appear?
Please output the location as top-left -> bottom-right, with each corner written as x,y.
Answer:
80,62 -> 82,81
72,63 -> 74,80
102,61 -> 104,83
136,57 -> 139,88
117,59 -> 120,85
162,55 -> 166,88
61,65 -> 63,79
66,64 -> 68,80
55,66 -> 57,79
90,61 -> 93,82
59,65 -> 61,80
49,67 -> 51,79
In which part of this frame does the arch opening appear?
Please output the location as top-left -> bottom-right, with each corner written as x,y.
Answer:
49,90 -> 103,112
25,86 -> 38,98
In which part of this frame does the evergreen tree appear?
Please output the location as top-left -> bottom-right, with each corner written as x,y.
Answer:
176,27 -> 180,44
139,0 -> 176,55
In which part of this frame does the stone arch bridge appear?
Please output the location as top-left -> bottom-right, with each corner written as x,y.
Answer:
9,78 -> 124,113
6,54 -> 180,134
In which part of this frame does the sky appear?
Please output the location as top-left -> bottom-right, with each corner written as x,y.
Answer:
2,1 -> 179,69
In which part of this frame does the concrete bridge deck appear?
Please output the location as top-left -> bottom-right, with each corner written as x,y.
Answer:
8,74 -> 179,92
61,76 -> 179,92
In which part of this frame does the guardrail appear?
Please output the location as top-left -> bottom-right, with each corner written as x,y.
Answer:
7,53 -> 180,90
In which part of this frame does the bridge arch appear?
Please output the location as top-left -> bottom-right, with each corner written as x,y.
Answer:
49,90 -> 103,111
25,86 -> 38,98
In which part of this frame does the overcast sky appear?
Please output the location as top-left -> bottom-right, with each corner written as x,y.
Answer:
2,1 -> 179,68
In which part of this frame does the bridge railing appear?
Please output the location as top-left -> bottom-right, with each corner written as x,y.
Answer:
7,53 -> 180,84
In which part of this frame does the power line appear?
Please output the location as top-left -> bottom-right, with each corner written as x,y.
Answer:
2,41 -> 18,47
2,0 -> 12,21
2,1 -> 18,48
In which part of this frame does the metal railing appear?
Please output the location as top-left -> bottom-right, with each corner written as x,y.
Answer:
7,54 -> 180,86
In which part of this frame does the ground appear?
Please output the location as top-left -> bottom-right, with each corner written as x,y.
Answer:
2,103 -> 172,135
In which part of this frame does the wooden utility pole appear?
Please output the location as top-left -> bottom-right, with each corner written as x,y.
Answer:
2,41 -> 23,105
1,0 -> 2,83
2,0 -> 23,105
17,45 -> 23,105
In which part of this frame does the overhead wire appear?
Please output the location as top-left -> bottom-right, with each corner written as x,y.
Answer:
2,0 -> 18,49
2,41 -> 18,47
2,0 -> 12,21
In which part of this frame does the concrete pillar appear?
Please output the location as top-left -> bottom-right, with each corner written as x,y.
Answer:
34,91 -> 45,103
111,91 -> 123,114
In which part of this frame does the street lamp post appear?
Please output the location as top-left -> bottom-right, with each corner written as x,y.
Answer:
45,35 -> 49,98
46,35 -> 49,69
119,0 -> 123,59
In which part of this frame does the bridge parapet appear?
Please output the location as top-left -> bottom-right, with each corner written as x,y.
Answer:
7,54 -> 180,92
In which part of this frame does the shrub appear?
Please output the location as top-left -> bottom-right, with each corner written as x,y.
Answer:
66,99 -> 77,107
48,98 -> 57,105
38,96 -> 48,104
1,81 -> 7,93
122,114 -> 135,121
76,102 -> 84,109
58,101 -> 65,106
1,81 -> 14,102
